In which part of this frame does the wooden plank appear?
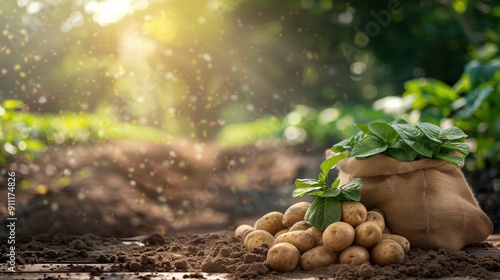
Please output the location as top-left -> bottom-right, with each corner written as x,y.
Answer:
464,234 -> 500,257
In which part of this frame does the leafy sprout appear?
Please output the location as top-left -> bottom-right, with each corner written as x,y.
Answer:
293,152 -> 364,230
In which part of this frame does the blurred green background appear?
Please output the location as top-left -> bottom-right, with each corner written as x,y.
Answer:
1,0 -> 500,170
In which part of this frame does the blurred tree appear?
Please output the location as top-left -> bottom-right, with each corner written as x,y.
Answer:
1,0 -> 499,144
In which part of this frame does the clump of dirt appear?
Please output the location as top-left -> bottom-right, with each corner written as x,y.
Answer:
2,231 -> 498,279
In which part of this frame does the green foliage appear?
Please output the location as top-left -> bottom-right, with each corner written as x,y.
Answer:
332,120 -> 470,167
293,152 -> 364,230
0,100 -> 166,164
401,42 -> 500,169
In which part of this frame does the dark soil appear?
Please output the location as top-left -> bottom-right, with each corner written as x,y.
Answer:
1,231 -> 499,279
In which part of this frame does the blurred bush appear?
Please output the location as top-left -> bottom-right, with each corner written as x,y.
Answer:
0,100 -> 167,164
378,41 -> 500,170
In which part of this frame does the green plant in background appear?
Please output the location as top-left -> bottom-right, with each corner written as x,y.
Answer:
293,152 -> 363,230
332,120 -> 470,167
400,41 -> 500,169
0,99 -> 167,165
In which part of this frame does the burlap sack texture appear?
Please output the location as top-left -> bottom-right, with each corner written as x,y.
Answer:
337,154 -> 493,251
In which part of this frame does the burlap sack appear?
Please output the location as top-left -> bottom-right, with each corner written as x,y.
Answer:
337,154 -> 493,251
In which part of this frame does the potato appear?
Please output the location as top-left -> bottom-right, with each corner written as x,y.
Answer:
366,210 -> 385,232
370,239 -> 405,266
341,201 -> 367,227
299,245 -> 340,270
382,227 -> 391,234
354,221 -> 382,248
370,208 -> 385,218
322,222 -> 355,252
244,230 -> 275,250
274,230 -> 315,253
242,228 -> 255,240
267,242 -> 300,272
274,228 -> 288,238
306,227 -> 323,246
381,233 -> 410,253
282,202 -> 311,227
254,211 -> 287,235
339,246 -> 370,265
289,221 -> 312,231
235,224 -> 254,237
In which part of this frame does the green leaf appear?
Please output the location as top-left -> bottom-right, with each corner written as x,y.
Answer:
2,99 -> 23,110
292,186 -> 323,197
441,142 -> 471,156
321,188 -> 341,197
368,122 -> 398,144
352,138 -> 388,158
453,86 -> 494,118
440,127 -> 468,141
452,0 -> 467,14
434,153 -> 464,167
331,139 -> 350,152
416,122 -> 442,143
355,124 -> 374,137
318,173 -> 327,186
330,179 -> 340,189
387,147 -> 418,162
294,178 -> 320,188
338,178 -> 364,191
339,189 -> 361,202
392,124 -> 434,158
304,197 -> 341,230
320,152 -> 348,176
464,58 -> 500,89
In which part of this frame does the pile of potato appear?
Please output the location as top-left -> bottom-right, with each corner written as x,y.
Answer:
235,201 -> 410,272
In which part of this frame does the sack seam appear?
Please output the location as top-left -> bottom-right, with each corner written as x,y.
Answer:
422,168 -> 430,248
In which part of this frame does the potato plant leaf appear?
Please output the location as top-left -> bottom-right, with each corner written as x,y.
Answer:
416,122 -> 442,143
440,127 -> 468,141
332,119 -> 470,166
352,138 -> 388,158
320,152 -> 348,178
304,197 -> 341,231
294,154 -> 363,230
368,122 -> 398,144
294,178 -> 320,188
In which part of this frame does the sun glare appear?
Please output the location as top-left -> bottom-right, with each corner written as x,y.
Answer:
84,0 -> 149,26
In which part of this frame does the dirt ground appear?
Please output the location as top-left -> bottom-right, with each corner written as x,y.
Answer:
1,231 -> 499,279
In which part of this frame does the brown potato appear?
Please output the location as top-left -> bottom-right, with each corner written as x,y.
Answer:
244,230 -> 275,250
371,239 -> 405,266
242,228 -> 255,240
235,224 -> 254,238
282,202 -> 311,227
306,227 -> 323,246
339,246 -> 370,265
382,227 -> 391,234
341,201 -> 367,227
289,221 -> 312,231
299,245 -> 340,270
366,210 -> 385,232
274,228 -> 289,238
354,221 -> 382,248
254,211 -> 287,235
274,230 -> 315,253
370,208 -> 385,219
267,242 -> 300,272
322,222 -> 355,252
381,233 -> 410,253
